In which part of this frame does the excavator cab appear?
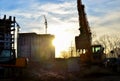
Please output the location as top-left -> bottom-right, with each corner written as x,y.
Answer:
92,45 -> 104,55
92,45 -> 105,64
75,44 -> 105,64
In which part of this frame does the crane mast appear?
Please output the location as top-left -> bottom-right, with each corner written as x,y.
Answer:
44,15 -> 48,34
75,0 -> 92,63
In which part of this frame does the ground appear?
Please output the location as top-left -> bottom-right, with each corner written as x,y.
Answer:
0,61 -> 120,81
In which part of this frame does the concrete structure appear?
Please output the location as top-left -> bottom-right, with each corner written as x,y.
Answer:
17,33 -> 55,62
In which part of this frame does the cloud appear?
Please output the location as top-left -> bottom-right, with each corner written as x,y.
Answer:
0,0 -> 119,38
0,0 -> 119,55
81,0 -> 120,37
40,2 -> 75,14
89,11 -> 120,37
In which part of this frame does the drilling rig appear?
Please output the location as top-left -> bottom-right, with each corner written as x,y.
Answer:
75,0 -> 105,64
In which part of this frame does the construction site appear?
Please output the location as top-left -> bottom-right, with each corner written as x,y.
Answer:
0,0 -> 120,81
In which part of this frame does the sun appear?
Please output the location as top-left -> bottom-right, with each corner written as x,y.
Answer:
52,39 -> 56,47
52,32 -> 72,58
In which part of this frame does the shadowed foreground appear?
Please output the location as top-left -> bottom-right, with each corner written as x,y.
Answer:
1,61 -> 120,81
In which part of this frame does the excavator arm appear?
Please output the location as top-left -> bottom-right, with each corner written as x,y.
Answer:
75,0 -> 92,63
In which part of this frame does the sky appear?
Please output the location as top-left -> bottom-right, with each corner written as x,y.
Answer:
0,0 -> 120,57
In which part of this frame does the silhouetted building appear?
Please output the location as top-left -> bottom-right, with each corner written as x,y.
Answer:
17,33 -> 55,62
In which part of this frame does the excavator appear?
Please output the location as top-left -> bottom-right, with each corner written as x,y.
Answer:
0,15 -> 27,77
75,0 -> 105,64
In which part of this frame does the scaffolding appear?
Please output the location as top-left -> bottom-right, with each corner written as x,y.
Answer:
0,15 -> 16,64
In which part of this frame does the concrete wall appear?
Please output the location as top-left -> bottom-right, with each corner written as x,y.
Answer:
18,33 -> 55,62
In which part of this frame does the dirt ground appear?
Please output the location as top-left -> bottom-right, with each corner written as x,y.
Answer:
1,62 -> 120,81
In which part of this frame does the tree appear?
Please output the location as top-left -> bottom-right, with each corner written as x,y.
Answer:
93,34 -> 120,57
61,51 -> 70,59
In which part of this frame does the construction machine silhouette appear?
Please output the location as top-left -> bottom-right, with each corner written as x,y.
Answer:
75,0 -> 105,64
0,15 -> 27,77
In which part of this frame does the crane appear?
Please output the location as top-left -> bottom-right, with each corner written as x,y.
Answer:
44,15 -> 48,34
